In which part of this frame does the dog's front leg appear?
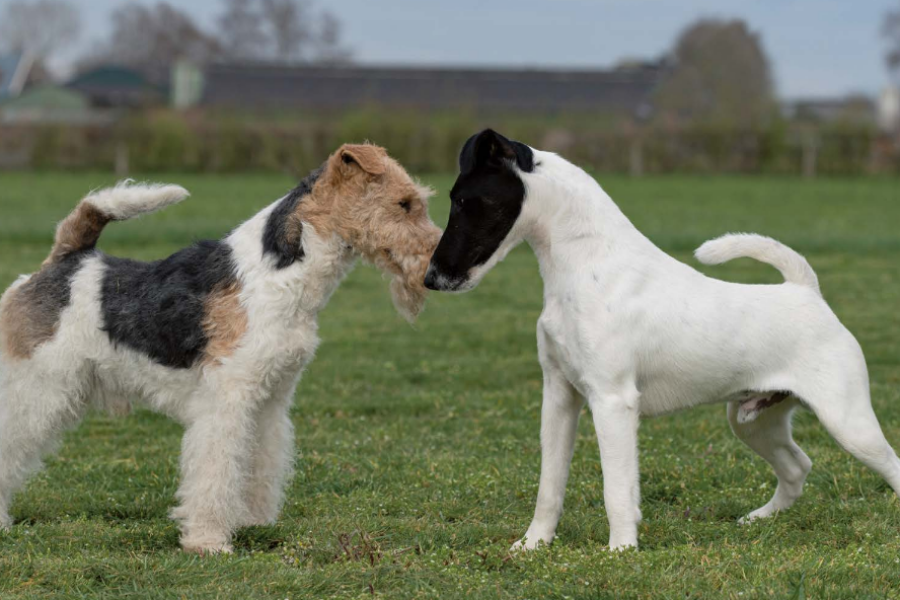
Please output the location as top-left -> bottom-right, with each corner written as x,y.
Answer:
588,388 -> 641,551
242,375 -> 300,526
512,364 -> 581,551
172,387 -> 258,554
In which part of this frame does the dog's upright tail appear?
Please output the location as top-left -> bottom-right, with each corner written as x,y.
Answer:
695,233 -> 821,297
43,180 -> 189,266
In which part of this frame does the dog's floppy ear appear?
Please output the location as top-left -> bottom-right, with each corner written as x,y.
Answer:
338,144 -> 387,176
462,129 -> 534,173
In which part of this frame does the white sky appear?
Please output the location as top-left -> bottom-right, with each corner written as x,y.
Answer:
2,0 -> 897,99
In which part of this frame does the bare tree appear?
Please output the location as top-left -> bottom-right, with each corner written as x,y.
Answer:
314,10 -> 353,65
260,0 -> 311,62
885,2 -> 900,83
218,0 -> 268,61
655,19 -> 775,126
83,2 -> 220,73
0,0 -> 80,63
217,0 -> 351,64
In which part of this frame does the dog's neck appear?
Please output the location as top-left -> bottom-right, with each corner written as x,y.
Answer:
228,201 -> 356,317
518,151 -> 663,289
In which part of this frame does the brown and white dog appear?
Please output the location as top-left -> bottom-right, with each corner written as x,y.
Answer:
0,144 -> 441,554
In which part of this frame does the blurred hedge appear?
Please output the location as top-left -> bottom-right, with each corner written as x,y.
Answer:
0,109 -> 897,175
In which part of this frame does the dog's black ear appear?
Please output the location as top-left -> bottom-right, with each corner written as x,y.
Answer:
461,129 -> 534,173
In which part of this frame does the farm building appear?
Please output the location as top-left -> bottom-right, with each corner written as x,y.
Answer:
0,84 -> 98,124
67,65 -> 166,109
0,52 -> 34,99
177,61 -> 666,117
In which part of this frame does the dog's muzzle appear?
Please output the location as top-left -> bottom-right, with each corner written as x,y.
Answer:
424,264 -> 466,292
423,265 -> 439,290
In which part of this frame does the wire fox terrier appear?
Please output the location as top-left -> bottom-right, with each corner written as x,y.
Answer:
0,143 -> 441,554
425,129 -> 900,550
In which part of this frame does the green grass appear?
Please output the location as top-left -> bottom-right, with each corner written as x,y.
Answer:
0,171 -> 899,599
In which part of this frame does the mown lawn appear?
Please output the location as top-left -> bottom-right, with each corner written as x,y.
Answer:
0,171 -> 898,599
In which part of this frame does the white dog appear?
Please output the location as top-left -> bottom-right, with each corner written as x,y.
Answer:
0,143 -> 440,554
424,129 -> 900,550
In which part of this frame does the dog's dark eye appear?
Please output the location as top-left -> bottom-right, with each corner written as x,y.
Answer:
399,200 -> 411,213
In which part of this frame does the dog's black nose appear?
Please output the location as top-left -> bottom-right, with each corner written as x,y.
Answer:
424,266 -> 439,290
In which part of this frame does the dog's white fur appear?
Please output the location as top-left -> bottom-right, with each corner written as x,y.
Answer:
466,150 -> 900,551
84,180 -> 190,220
0,186 -> 357,553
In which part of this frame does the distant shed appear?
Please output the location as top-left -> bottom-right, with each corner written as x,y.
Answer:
67,66 -> 165,108
196,63 -> 664,116
0,52 -> 33,99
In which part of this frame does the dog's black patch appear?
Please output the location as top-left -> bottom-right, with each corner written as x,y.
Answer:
99,241 -> 238,369
425,129 -> 533,291
262,165 -> 324,269
26,251 -> 91,315
458,128 -> 535,175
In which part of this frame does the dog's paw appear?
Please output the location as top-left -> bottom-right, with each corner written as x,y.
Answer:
181,537 -> 234,556
607,540 -> 638,552
510,535 -> 551,553
738,503 -> 777,524
182,542 -> 234,556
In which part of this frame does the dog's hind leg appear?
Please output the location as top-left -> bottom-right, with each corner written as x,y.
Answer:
0,369 -> 88,529
727,396 -> 812,522
795,355 -> 900,497
809,396 -> 900,496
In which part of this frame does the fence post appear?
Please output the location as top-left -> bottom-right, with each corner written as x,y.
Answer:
801,132 -> 818,179
115,141 -> 129,177
629,137 -> 644,177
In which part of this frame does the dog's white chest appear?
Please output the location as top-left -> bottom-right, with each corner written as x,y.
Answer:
537,304 -> 603,397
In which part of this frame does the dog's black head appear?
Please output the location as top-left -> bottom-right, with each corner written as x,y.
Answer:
424,129 -> 534,292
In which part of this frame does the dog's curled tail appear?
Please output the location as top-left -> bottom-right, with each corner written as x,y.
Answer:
44,180 -> 189,266
695,233 -> 821,296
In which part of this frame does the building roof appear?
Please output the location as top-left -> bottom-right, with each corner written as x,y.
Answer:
0,52 -> 33,99
784,96 -> 876,124
0,84 -> 110,125
199,63 -> 664,115
67,65 -> 165,108
0,84 -> 88,109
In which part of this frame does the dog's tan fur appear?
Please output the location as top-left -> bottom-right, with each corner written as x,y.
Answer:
1,202 -> 112,360
200,281 -> 248,367
297,144 -> 441,320
0,276 -> 59,360
43,202 -> 110,268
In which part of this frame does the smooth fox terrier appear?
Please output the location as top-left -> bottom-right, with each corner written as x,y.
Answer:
0,143 -> 441,554
425,129 -> 900,551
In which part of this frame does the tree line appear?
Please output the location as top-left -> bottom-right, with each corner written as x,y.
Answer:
0,0 -> 351,75
0,1 -> 899,130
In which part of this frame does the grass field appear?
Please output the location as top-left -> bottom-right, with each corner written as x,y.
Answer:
0,171 -> 899,599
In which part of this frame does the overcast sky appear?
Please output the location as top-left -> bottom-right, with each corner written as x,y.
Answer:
3,0 -> 897,99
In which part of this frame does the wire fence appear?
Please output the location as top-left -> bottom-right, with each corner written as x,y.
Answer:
1,113 -> 897,176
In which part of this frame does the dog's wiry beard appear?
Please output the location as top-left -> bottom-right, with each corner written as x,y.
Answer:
346,207 -> 441,323
373,249 -> 431,323
390,270 -> 428,323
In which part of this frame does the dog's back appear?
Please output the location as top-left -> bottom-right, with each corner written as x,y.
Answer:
0,182 -> 190,364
